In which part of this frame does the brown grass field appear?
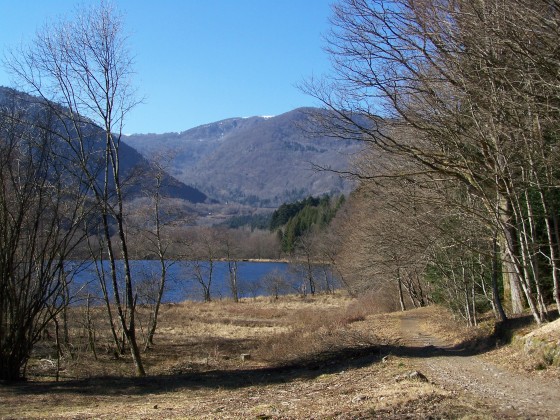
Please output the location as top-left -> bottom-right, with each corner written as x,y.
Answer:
1,292 -> 559,419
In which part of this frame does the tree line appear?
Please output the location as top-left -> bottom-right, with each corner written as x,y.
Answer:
5,0 -> 558,382
304,0 -> 560,325
272,194 -> 345,253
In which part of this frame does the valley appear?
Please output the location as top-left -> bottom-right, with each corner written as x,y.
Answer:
2,1 -> 560,417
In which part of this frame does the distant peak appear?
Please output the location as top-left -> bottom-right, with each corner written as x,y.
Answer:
240,115 -> 274,120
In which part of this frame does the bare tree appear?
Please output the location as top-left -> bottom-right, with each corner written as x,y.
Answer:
220,229 -> 241,302
0,92 -> 89,380
7,3 -> 146,374
184,228 -> 220,302
304,0 -> 560,322
127,155 -> 181,350
262,269 -> 290,300
294,233 -> 318,296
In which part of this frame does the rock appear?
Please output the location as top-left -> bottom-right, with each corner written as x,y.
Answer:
352,395 -> 368,403
408,370 -> 429,382
519,318 -> 560,367
395,370 -> 429,383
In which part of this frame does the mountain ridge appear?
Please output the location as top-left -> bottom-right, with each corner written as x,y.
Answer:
125,107 -> 362,207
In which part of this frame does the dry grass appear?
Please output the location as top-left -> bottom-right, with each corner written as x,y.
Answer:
480,310 -> 560,379
411,305 -> 495,348
3,294 -> 548,419
24,293 -> 361,380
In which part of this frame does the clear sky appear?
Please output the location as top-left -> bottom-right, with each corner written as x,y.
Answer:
1,0 -> 334,134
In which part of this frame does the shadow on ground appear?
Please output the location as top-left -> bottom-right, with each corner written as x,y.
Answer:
5,312 -> 550,397
6,344 -> 381,397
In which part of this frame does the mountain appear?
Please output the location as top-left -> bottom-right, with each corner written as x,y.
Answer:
0,86 -> 207,204
125,108 -> 362,207
113,141 -> 208,203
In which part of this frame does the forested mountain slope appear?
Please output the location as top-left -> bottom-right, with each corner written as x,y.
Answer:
0,87 -> 208,203
125,108 -> 362,207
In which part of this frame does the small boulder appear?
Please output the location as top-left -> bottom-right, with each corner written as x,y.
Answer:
408,370 -> 429,382
395,370 -> 428,383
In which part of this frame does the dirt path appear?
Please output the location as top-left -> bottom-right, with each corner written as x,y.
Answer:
396,310 -> 560,419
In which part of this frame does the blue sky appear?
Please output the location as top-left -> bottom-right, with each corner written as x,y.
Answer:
1,1 -> 334,134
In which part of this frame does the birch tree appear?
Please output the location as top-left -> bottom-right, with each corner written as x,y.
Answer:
0,91 -> 89,380
7,2 -> 146,374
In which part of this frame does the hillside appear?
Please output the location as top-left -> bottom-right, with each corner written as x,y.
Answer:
125,108 -> 362,207
0,87 -> 207,204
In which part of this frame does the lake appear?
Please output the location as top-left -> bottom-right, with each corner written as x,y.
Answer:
67,260 -> 339,304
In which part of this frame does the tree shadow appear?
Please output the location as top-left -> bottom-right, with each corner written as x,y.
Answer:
5,312 -> 550,396
492,312 -> 557,344
5,344 -> 382,397
1,338 -> 493,397
386,312 -> 556,359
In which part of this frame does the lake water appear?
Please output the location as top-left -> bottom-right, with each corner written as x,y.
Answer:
68,260 -> 339,304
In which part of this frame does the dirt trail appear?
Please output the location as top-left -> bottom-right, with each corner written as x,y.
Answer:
397,310 -> 560,419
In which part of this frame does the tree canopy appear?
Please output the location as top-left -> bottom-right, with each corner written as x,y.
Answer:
271,195 -> 345,253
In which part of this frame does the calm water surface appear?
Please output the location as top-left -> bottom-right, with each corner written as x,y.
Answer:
68,260 -> 338,304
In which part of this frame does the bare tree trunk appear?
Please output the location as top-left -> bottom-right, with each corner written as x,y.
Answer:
397,269 -> 406,312
61,276 -> 70,346
471,279 -> 477,327
228,260 -> 239,303
306,254 -> 316,296
223,232 -> 240,303
116,211 -> 145,376
144,262 -> 166,349
144,173 -> 169,350
86,233 -> 123,354
537,187 -> 560,316
54,317 -> 61,382
86,294 -> 97,360
553,214 -> 560,314
499,218 -> 525,314
492,234 -> 508,322
506,189 -> 544,324
521,189 -> 548,319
